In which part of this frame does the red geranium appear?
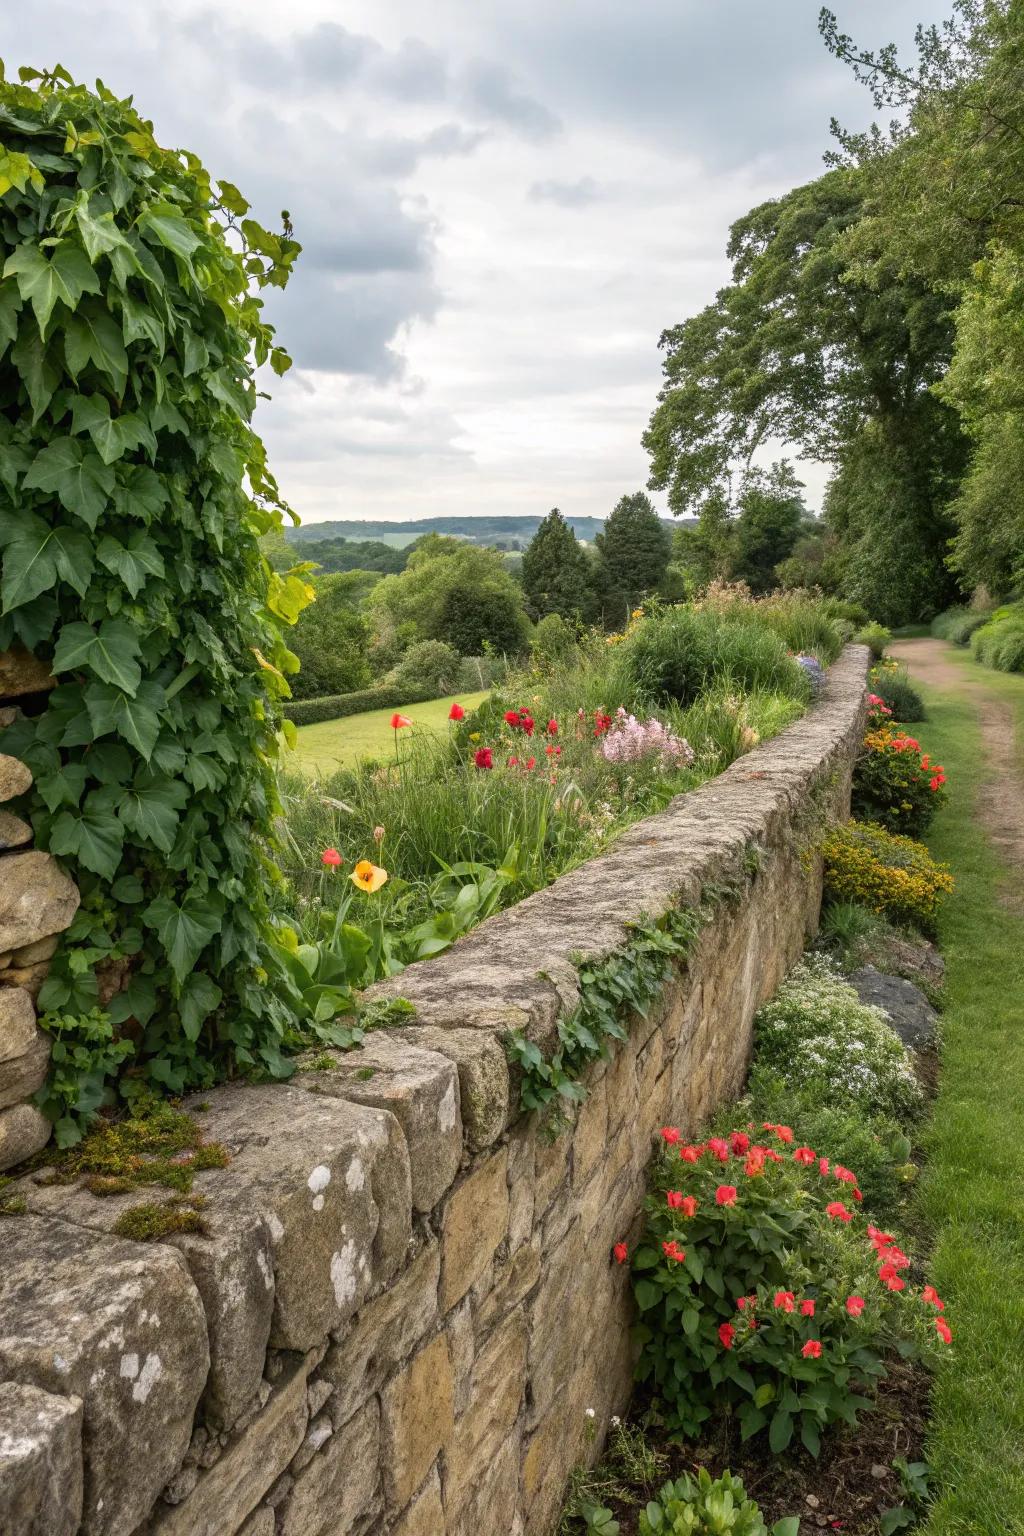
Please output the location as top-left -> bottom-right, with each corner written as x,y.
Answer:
321,848 -> 343,867
718,1322 -> 735,1350
448,702 -> 465,721
802,1339 -> 822,1359
474,747 -> 493,770
613,1242 -> 628,1265
715,1184 -> 737,1206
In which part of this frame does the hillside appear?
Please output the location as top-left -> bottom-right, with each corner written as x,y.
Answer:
285,514 -> 690,552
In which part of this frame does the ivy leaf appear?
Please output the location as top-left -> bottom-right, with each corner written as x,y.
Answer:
0,516 -> 95,609
73,198 -> 134,264
11,321 -> 61,420
53,619 -> 142,694
23,437 -> 114,528
143,893 -> 222,983
114,464 -> 168,521
179,972 -> 223,1041
138,204 -> 203,270
34,762 -> 90,813
118,290 -> 165,354
0,278 -> 22,358
62,301 -> 129,390
120,774 -> 188,852
96,531 -> 165,597
49,806 -> 125,879
70,395 -> 156,465
85,679 -> 165,759
3,241 -> 100,332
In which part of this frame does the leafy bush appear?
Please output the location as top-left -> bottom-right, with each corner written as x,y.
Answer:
971,612 -> 1024,673
283,683 -> 438,726
456,653 -> 506,691
866,660 -> 926,723
752,956 -> 923,1121
697,584 -> 847,663
0,66 -> 310,1124
852,727 -> 947,837
289,573 -> 372,699
623,607 -> 811,709
855,622 -> 892,658
630,1122 -> 946,1450
822,821 -> 953,934
386,639 -> 461,696
532,611 -> 577,666
931,605 -> 994,645
639,1468 -> 798,1536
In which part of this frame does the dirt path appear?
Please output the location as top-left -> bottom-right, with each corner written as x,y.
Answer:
891,637 -> 1024,908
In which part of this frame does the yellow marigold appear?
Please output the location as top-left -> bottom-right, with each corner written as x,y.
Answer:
350,859 -> 388,894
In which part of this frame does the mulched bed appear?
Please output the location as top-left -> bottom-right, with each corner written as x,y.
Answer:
602,1361 -> 930,1534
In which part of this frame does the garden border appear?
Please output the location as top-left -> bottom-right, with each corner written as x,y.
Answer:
0,646 -> 869,1536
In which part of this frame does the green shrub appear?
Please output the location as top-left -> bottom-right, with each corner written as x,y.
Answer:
752,956 -> 923,1120
631,1120 -> 944,1449
852,726 -> 946,837
531,611 -> 577,666
971,614 -> 1024,672
623,608 -> 810,709
931,605 -> 994,645
822,821 -> 953,934
283,683 -> 438,726
817,899 -> 885,966
0,65 -> 310,1128
638,1468 -> 798,1536
386,639 -> 461,696
855,621 -> 891,658
456,653 -> 505,692
821,597 -> 870,628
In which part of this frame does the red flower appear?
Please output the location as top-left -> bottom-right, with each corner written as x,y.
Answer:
718,1322 -> 736,1350
666,1190 -> 685,1210
661,1239 -> 686,1263
935,1318 -> 953,1344
878,1263 -> 905,1292
525,756 -> 536,770
818,1157 -> 830,1177
773,1290 -> 795,1313
826,1201 -> 853,1222
867,1225 -> 894,1250
547,719 -> 558,735
762,1121 -> 793,1144
613,1242 -> 628,1265
474,748 -> 493,770
679,1144 -> 703,1163
321,848 -> 343,867
833,1165 -> 857,1184
845,1295 -> 866,1317
390,713 -> 413,730
522,717 -> 536,737
736,1296 -> 751,1311
504,711 -> 521,727
799,1299 -> 816,1317
801,1339 -> 822,1359
508,756 -> 519,767
678,1196 -> 698,1218
730,1131 -> 750,1155
744,1152 -> 766,1178
448,702 -> 465,721
715,1184 -> 738,1206
660,1126 -> 681,1145
793,1146 -> 816,1165
707,1137 -> 730,1162
922,1285 -> 945,1312
853,1188 -> 863,1202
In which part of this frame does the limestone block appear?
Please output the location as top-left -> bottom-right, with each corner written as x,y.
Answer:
318,1240 -> 439,1426
0,809 -> 31,849
148,1354 -> 312,1536
0,1102 -> 51,1171
449,1434 -> 521,1536
526,1219 -> 584,1426
0,1215 -> 209,1536
571,1074 -> 607,1191
185,1082 -> 412,1350
0,986 -> 37,1062
390,1024 -> 510,1151
0,1380 -> 83,1536
390,1467 -> 444,1536
472,1239 -> 541,1339
10,933 -> 59,966
439,1148 -> 509,1313
505,1125 -> 535,1251
0,851 -> 79,954
380,1330 -> 454,1509
446,1309 -> 527,1516
278,1396 -> 381,1536
0,645 -> 53,701
0,1026 -> 49,1111
300,1035 -> 461,1211
0,753 -> 32,802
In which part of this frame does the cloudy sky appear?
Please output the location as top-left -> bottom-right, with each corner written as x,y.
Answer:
3,2 -> 947,526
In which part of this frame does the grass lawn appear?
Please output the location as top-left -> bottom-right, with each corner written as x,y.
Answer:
903,654 -> 1024,1533
288,690 -> 489,774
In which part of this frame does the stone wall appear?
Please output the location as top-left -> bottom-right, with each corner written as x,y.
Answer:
0,647 -> 868,1536
1,648 -> 77,1172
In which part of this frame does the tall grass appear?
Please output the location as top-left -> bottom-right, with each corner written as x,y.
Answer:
931,605 -> 995,646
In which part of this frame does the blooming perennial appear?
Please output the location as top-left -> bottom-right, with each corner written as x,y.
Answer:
600,707 -> 695,768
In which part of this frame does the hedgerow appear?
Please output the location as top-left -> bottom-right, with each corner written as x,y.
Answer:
0,64 -> 312,1137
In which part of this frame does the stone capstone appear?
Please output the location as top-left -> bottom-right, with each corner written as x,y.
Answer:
848,966 -> 938,1051
0,1380 -> 84,1536
0,1215 -> 209,1536
0,850 -> 79,955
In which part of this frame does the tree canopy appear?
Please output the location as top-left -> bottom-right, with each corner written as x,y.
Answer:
521,508 -> 595,622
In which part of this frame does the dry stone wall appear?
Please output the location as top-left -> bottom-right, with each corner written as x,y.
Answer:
0,646 -> 868,1536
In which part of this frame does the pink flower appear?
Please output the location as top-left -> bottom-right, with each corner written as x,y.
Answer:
845,1295 -> 865,1317
715,1185 -> 738,1207
801,1339 -> 822,1359
707,1137 -> 730,1162
321,848 -> 343,868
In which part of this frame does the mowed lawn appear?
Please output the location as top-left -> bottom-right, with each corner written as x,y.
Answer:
289,691 -> 489,773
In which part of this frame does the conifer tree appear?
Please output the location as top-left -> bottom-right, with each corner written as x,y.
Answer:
595,492 -> 672,623
521,508 -> 594,622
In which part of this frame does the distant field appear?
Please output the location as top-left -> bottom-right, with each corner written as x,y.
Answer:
290,691 -> 490,774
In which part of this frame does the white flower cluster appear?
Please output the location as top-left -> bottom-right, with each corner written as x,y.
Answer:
754,955 -> 922,1119
600,707 -> 695,768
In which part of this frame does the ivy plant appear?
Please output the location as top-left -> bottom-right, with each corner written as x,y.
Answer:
0,62 -> 314,1136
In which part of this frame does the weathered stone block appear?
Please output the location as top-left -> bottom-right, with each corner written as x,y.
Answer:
526,1218 -> 584,1426
571,1074 -> 607,1191
0,986 -> 36,1062
380,1330 -> 454,1510
446,1309 -> 527,1515
0,1028 -> 49,1112
440,1148 -> 509,1313
148,1354 -> 312,1536
299,1035 -> 461,1211
0,1215 -> 209,1536
318,1238 -> 439,1426
0,850 -> 79,954
0,808 -> 31,849
0,1101 -> 51,1171
0,646 -> 53,701
449,1435 -> 521,1536
390,1023 -> 510,1151
0,1380 -> 83,1536
473,1238 -> 541,1339
390,1466 -> 444,1536
185,1083 -> 412,1350
279,1396 -> 380,1536
0,752 -> 32,802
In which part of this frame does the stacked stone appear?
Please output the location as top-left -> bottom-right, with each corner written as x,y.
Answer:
0,647 -> 79,1173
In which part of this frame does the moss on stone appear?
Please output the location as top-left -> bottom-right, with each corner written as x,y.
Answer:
112,1195 -> 208,1242
35,1098 -> 229,1196
0,1176 -> 26,1218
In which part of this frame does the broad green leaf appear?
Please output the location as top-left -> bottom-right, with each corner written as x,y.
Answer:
216,180 -> 250,217
34,762 -> 89,812
49,806 -> 125,879
0,278 -> 21,357
85,679 -> 165,758
11,322 -> 60,420
23,437 -> 114,528
118,290 -> 165,353
3,241 -> 100,332
181,328 -> 208,377
772,1521 -> 801,1536
96,531 -> 165,597
138,204 -> 202,268
768,1408 -> 793,1454
62,302 -> 129,389
120,774 -> 188,852
179,972 -> 223,1041
143,893 -> 222,983
74,199 -> 133,264
52,619 -> 142,693
0,517 -> 94,609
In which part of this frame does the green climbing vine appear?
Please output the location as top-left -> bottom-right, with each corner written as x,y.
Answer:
0,63 -> 315,1140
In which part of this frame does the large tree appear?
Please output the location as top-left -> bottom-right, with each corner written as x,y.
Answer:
594,492 -> 671,623
368,535 -> 529,658
520,508 -> 594,622
643,168 -> 967,621
289,572 -> 373,698
733,463 -> 806,593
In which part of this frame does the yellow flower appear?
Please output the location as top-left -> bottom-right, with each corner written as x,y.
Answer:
350,859 -> 388,894
469,731 -> 481,742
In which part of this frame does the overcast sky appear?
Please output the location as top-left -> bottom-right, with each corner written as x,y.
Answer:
3,2 -> 948,525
